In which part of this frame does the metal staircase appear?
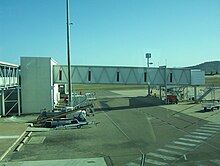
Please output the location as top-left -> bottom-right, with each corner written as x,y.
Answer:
196,87 -> 214,103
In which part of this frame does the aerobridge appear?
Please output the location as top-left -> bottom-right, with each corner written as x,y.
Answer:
53,65 -> 205,105
0,57 -> 206,115
0,61 -> 20,116
53,65 -> 204,86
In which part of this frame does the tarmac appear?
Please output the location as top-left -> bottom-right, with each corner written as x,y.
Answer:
1,158 -> 107,166
0,118 -> 107,166
0,88 -> 220,165
0,122 -> 28,161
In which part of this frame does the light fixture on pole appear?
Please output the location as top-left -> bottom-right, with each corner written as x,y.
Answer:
145,53 -> 153,68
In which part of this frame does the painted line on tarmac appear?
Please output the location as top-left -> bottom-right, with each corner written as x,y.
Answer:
147,152 -> 177,161
165,145 -> 191,151
173,141 -> 197,147
0,131 -> 27,161
206,123 -> 220,127
146,159 -> 168,166
126,162 -> 139,166
205,123 -> 220,127
97,104 -> 131,141
157,148 -> 183,155
191,132 -> 213,136
0,136 -> 19,139
178,137 -> 202,143
185,134 -> 207,140
103,112 -> 130,140
195,129 -> 217,134
141,122 -> 220,165
207,122 -> 220,125
203,124 -> 220,129
200,126 -> 220,131
102,111 -> 144,154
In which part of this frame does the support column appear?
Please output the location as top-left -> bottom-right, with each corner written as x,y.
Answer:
159,86 -> 162,100
17,86 -> 21,116
164,66 -> 167,104
194,86 -> 197,101
147,82 -> 151,96
1,89 -> 5,116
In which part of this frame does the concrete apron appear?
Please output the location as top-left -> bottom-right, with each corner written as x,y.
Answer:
0,158 -> 107,166
0,123 -> 29,161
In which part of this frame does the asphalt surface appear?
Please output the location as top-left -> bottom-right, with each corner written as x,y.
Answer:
1,89 -> 220,166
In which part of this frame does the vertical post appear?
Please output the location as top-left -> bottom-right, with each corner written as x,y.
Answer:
194,86 -> 197,101
17,86 -> 21,116
186,87 -> 189,100
17,68 -> 21,116
66,0 -> 72,106
159,86 -> 162,99
145,53 -> 151,96
1,89 -> 5,116
3,67 -> 6,88
147,82 -> 151,96
147,58 -> 150,68
164,66 -> 167,104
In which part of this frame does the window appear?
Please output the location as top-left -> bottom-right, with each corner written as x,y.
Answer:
88,71 -> 91,81
144,72 -> 147,82
170,73 -> 173,82
116,72 -> 120,82
59,70 -> 62,80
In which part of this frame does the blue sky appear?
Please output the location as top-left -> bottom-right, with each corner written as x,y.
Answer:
0,0 -> 220,67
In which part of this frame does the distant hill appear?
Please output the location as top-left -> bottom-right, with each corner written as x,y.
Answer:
186,61 -> 220,75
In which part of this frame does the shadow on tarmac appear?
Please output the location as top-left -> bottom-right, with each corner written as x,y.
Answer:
195,109 -> 213,113
96,96 -> 165,112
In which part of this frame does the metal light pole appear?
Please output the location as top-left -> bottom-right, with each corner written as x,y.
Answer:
145,53 -> 152,96
66,0 -> 72,106
160,65 -> 167,104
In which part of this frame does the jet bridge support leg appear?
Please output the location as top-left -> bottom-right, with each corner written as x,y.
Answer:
17,86 -> 21,116
159,86 -> 162,100
1,89 -> 5,116
194,86 -> 197,101
147,82 -> 151,96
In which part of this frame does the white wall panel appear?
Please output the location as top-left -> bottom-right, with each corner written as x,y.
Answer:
21,57 -> 57,114
191,70 -> 205,85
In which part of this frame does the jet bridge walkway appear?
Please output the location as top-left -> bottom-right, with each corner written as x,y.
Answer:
0,61 -> 20,116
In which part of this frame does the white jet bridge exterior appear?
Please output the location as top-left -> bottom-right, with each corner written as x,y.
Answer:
20,57 -> 58,115
0,57 -> 205,115
0,61 -> 20,116
53,65 -> 205,86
